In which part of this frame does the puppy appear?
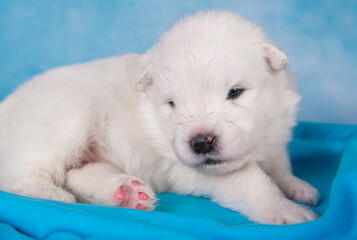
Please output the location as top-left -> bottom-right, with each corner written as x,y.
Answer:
0,11 -> 320,224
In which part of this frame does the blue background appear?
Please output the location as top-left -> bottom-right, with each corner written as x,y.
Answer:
0,0 -> 356,123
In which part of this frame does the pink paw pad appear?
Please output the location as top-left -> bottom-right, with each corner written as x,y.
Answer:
138,192 -> 149,200
135,204 -> 147,210
131,180 -> 140,186
114,187 -> 126,201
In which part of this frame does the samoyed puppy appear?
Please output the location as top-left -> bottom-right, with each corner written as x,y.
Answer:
0,11 -> 320,224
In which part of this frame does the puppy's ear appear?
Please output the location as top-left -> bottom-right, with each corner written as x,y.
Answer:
262,41 -> 290,72
136,66 -> 153,92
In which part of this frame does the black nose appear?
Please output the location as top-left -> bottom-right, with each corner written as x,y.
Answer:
190,134 -> 216,154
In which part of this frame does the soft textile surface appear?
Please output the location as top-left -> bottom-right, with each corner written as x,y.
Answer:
0,122 -> 356,239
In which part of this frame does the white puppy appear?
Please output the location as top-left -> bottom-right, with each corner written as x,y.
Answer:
0,11 -> 320,224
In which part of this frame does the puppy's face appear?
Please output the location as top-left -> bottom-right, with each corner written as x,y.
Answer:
137,12 -> 297,174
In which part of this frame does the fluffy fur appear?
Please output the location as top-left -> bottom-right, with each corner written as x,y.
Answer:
0,11 -> 320,224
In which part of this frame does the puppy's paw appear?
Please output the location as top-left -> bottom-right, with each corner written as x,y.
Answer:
113,178 -> 157,210
282,177 -> 321,206
265,201 -> 319,225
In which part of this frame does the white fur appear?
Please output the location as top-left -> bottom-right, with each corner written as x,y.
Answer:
0,11 -> 320,224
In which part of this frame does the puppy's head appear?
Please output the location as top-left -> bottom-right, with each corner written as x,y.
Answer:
137,11 -> 300,174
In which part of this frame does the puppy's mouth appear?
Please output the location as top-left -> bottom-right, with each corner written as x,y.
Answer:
203,158 -> 223,166
194,156 -> 242,175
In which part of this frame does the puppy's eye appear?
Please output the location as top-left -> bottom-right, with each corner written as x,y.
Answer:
168,100 -> 175,108
227,88 -> 244,100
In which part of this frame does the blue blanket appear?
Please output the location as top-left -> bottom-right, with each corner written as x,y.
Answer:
0,122 -> 356,239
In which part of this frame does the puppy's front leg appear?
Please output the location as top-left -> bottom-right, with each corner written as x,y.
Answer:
169,162 -> 318,224
259,149 -> 320,206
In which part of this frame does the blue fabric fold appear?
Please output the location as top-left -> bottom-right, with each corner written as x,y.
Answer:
0,122 -> 356,239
